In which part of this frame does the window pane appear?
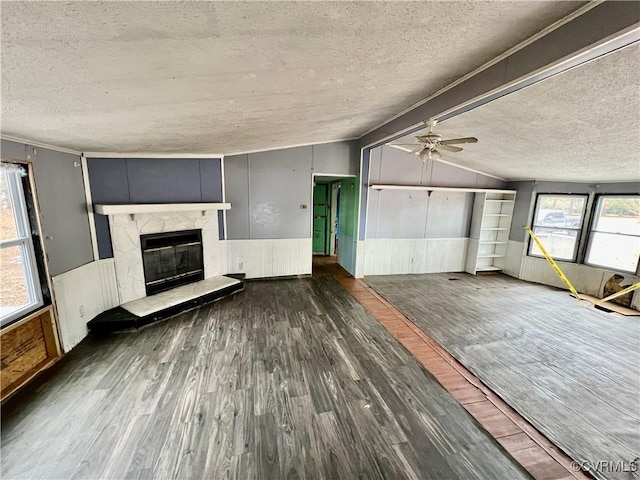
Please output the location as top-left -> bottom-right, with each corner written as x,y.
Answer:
533,195 -> 586,228
588,232 -> 640,273
0,245 -> 33,318
530,227 -> 578,261
1,171 -> 20,241
592,196 -> 640,235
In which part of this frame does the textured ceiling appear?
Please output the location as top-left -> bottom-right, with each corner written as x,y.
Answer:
1,1 -> 582,154
393,44 -> 640,183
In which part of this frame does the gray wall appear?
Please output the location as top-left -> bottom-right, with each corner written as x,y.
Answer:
507,180 -> 640,242
225,141 -> 359,239
507,181 -> 534,242
87,157 -> 223,257
1,140 -> 93,276
366,146 -> 505,239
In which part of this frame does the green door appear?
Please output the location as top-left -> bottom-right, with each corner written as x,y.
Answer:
313,184 -> 328,254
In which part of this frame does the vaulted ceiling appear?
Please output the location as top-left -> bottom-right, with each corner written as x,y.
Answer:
1,1 -> 583,154
392,43 -> 640,183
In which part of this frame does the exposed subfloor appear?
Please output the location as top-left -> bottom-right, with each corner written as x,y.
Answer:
365,273 -> 640,480
1,278 -> 530,480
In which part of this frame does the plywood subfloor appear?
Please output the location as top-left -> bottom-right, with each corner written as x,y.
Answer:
1,278 -> 529,480
365,273 -> 640,480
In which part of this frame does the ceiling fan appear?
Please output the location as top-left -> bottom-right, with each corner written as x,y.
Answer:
392,119 -> 478,162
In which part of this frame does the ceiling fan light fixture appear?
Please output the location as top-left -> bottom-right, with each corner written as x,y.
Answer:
418,149 -> 429,162
432,149 -> 442,160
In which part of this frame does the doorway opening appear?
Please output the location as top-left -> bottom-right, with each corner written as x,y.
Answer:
311,175 -> 358,276
312,180 -> 338,256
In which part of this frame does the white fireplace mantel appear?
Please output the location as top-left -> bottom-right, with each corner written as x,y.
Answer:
95,203 -> 231,217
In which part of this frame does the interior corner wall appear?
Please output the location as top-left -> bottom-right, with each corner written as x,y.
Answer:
86,157 -> 224,258
224,140 -> 358,277
2,139 -> 100,353
225,141 -> 358,240
1,140 -> 94,276
361,146 -> 505,275
505,179 -> 640,309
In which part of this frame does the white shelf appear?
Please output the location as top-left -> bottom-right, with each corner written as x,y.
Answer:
466,191 -> 516,276
369,185 -> 517,194
95,203 -> 231,216
476,266 -> 503,272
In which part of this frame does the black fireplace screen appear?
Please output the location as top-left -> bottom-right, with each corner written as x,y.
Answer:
140,229 -> 204,296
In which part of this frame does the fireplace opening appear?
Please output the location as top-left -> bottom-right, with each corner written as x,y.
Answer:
140,229 -> 204,296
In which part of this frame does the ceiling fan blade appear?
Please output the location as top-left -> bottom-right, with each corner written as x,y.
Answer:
392,143 -> 423,146
440,137 -> 478,145
415,135 -> 434,143
438,144 -> 463,153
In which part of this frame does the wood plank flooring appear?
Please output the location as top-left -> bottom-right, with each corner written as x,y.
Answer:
339,276 -> 588,480
1,277 -> 530,480
365,273 -> 640,480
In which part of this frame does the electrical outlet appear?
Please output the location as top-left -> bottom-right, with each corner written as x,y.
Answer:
79,305 -> 85,317
238,262 -> 244,270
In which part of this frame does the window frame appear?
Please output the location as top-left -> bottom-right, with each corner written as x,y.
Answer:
527,193 -> 589,263
584,193 -> 640,274
0,164 -> 44,328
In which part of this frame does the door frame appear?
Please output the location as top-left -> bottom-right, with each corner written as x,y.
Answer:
310,174 -> 356,258
329,183 -> 340,256
312,182 -> 329,255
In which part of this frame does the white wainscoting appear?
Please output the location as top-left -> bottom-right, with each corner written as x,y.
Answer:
501,240 -> 525,278
519,256 -> 640,308
225,238 -> 312,279
51,259 -> 119,352
362,238 -> 468,276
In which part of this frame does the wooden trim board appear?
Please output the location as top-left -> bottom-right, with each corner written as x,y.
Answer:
574,293 -> 639,316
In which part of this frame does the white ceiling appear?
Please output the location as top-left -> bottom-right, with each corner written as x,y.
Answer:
1,1 -> 583,154
393,43 -> 640,183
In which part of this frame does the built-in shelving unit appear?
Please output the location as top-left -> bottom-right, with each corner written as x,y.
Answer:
465,191 -> 516,275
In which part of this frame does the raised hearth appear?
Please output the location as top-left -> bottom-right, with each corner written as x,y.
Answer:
88,274 -> 246,334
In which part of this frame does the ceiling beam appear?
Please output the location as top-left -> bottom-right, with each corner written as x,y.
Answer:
360,1 -> 640,149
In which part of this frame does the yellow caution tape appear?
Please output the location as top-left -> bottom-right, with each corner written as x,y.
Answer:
524,226 -> 583,306
595,282 -> 640,306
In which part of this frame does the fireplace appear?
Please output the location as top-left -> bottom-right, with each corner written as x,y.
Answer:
141,229 -> 204,296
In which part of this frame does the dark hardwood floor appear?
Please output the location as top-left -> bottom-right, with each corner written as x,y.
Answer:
312,255 -> 350,278
1,278 -> 530,480
365,273 -> 640,480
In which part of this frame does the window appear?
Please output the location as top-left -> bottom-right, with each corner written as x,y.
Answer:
0,163 -> 43,327
528,194 -> 588,262
586,195 -> 640,273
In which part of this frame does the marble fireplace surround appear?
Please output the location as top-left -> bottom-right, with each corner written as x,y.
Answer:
96,203 -> 230,304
